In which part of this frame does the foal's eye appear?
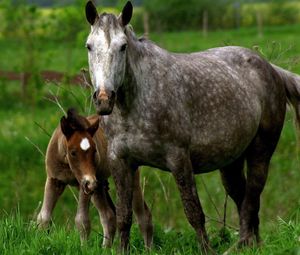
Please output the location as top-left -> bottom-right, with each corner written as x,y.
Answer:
86,44 -> 92,51
70,150 -> 77,157
120,43 -> 127,52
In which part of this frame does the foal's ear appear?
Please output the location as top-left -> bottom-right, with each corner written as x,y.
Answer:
60,116 -> 75,140
119,1 -> 133,27
87,118 -> 99,137
86,1 -> 98,26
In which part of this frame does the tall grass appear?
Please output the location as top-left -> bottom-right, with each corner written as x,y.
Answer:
0,211 -> 299,254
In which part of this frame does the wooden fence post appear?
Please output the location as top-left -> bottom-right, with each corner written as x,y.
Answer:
20,72 -> 29,98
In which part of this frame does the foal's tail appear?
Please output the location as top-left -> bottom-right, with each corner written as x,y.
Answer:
272,64 -> 300,126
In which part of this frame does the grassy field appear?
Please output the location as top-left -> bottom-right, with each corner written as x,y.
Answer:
1,24 -> 300,74
1,212 -> 300,255
1,24 -> 300,253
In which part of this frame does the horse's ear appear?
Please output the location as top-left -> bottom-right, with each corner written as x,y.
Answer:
60,116 -> 74,140
86,1 -> 98,26
87,118 -> 99,137
119,1 -> 133,27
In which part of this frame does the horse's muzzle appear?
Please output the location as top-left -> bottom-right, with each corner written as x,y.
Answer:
93,89 -> 116,115
82,178 -> 97,195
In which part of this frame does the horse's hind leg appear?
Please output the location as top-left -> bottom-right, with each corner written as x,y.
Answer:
132,169 -> 153,249
239,129 -> 282,246
167,148 -> 211,254
220,156 -> 246,214
92,183 -> 116,247
37,177 -> 66,228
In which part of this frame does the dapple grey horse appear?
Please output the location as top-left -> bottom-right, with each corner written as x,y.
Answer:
85,1 -> 300,252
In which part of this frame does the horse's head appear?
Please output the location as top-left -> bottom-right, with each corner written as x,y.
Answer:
60,109 -> 99,194
85,1 -> 133,115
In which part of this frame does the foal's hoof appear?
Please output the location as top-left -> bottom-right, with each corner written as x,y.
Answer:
102,238 -> 113,248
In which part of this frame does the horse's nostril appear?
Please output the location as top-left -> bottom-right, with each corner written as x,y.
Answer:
93,91 -> 97,100
110,91 -> 116,100
92,91 -> 102,106
82,179 -> 90,190
81,178 -> 97,194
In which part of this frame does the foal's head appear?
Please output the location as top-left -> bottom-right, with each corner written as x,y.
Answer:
60,109 -> 99,194
85,1 -> 133,115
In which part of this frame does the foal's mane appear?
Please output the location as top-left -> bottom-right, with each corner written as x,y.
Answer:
66,108 -> 89,131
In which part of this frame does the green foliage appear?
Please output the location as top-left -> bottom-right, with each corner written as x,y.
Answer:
143,0 -> 227,31
0,0 -> 43,103
143,0 -> 300,32
0,213 -> 299,254
234,2 -> 300,28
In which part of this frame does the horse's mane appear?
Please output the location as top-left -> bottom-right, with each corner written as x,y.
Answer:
125,26 -> 168,59
66,108 -> 89,131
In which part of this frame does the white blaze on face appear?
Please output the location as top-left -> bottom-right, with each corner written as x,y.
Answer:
88,29 -> 108,90
80,138 -> 90,151
87,19 -> 127,92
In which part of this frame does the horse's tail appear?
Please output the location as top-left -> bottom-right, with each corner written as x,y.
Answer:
272,64 -> 300,126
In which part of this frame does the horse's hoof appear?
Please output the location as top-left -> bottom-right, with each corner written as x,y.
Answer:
199,241 -> 216,255
238,235 -> 257,247
222,241 -> 239,255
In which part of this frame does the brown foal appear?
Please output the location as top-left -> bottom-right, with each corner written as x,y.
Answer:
37,108 -> 153,248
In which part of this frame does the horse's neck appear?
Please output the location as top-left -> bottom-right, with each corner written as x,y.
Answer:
117,32 -> 166,113
116,34 -> 140,113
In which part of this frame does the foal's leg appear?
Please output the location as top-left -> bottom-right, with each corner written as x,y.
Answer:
37,177 -> 65,228
92,184 -> 116,247
75,189 -> 91,243
132,169 -> 153,248
239,131 -> 281,246
166,148 -> 210,253
110,159 -> 135,252
220,156 -> 246,214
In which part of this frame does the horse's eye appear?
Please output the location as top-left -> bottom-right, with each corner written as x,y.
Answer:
120,43 -> 127,52
86,44 -> 92,51
70,150 -> 77,157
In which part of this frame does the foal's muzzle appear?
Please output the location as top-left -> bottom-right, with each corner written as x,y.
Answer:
93,89 -> 116,115
82,178 -> 97,195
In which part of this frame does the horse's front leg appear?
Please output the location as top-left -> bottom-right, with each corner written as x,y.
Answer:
37,177 -> 66,228
132,169 -> 153,249
75,188 -> 92,243
110,158 -> 135,253
166,148 -> 212,254
92,183 -> 116,247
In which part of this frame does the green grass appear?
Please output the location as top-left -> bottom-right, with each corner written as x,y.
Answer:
1,24 -> 300,74
0,212 -> 299,254
1,24 -> 300,253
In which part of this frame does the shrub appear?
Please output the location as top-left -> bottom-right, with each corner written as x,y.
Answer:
143,0 -> 300,32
